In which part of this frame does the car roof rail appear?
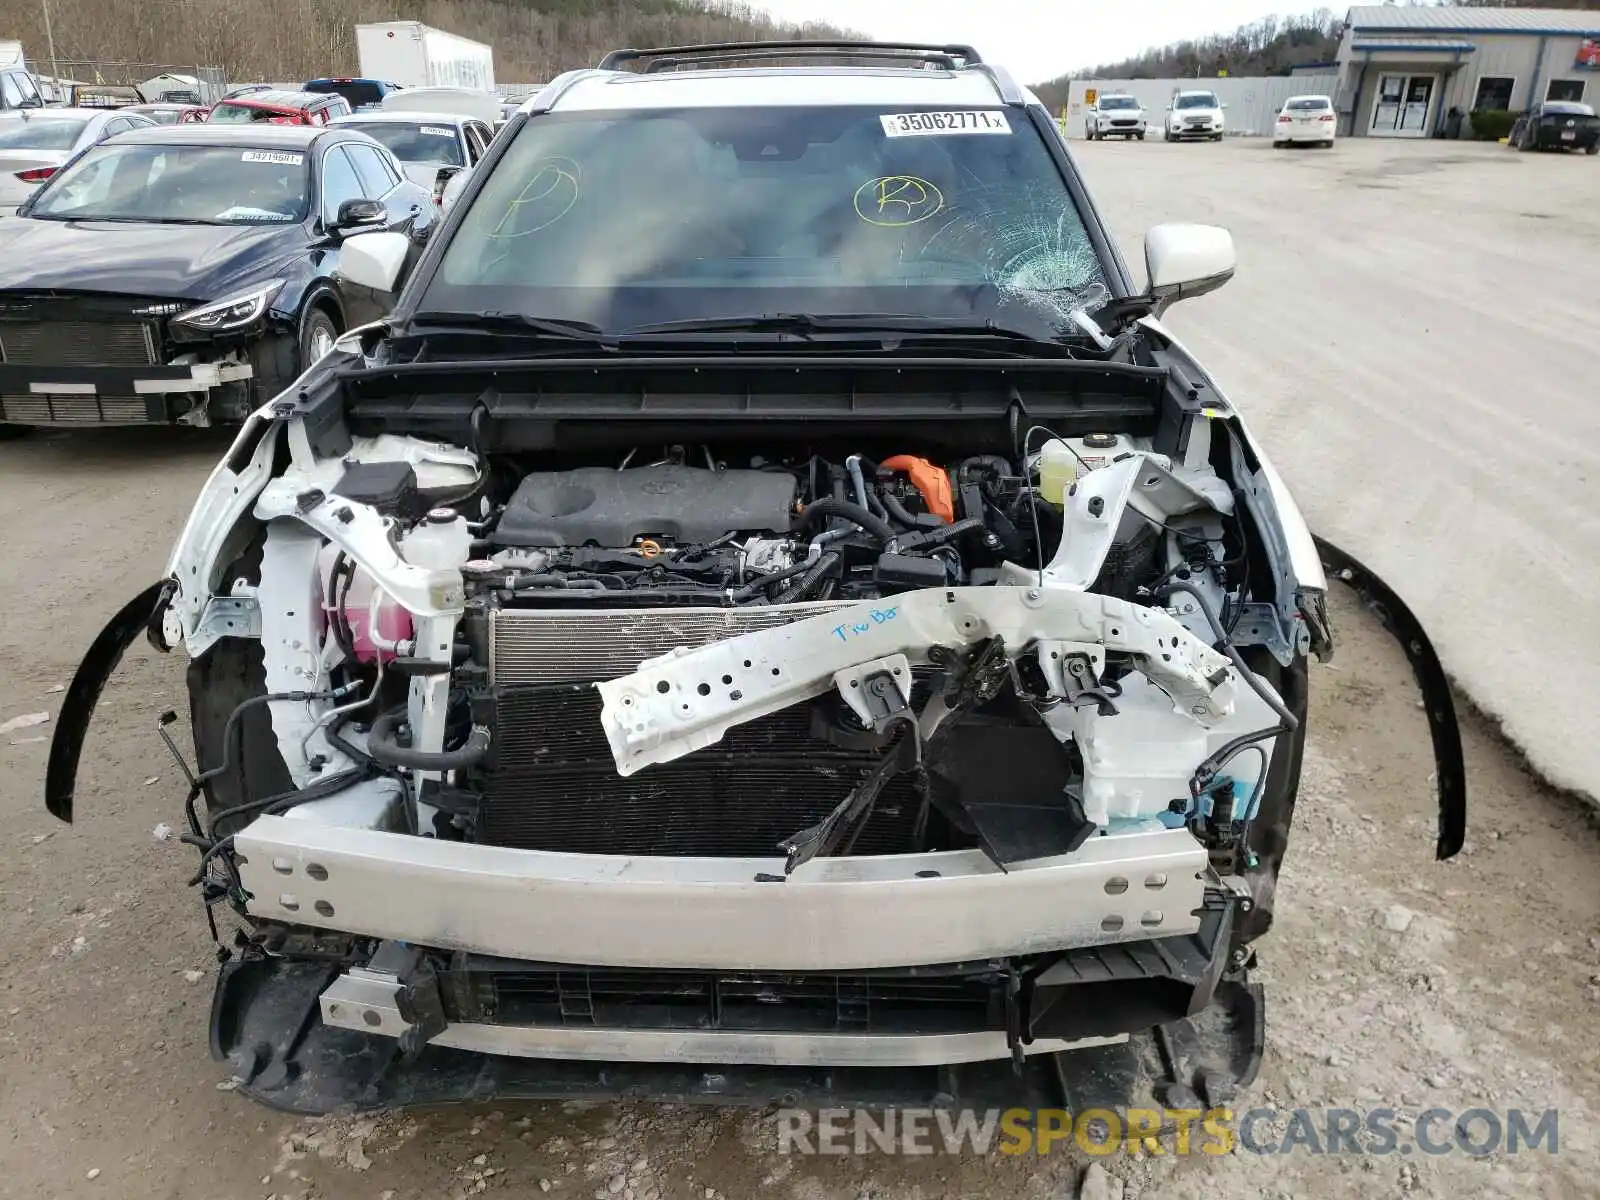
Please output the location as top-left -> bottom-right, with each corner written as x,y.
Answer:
594,41 -> 1025,106
598,40 -> 985,72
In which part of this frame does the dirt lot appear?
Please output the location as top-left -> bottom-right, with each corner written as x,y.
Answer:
2,137 -> 1599,1200
1075,134 -> 1600,804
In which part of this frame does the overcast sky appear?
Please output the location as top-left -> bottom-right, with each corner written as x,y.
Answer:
751,0 -> 1331,84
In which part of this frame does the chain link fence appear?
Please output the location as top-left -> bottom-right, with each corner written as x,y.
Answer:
36,58 -> 227,105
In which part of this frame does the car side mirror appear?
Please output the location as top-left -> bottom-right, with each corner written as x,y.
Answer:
331,197 -> 386,234
440,169 -> 470,215
338,229 -> 410,293
1143,223 -> 1235,315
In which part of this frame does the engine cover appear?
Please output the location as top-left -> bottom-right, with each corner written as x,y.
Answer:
491,466 -> 798,548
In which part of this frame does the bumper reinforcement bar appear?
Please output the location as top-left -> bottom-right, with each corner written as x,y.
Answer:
233,817 -> 1208,971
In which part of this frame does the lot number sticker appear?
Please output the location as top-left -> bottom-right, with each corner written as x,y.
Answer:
880,111 -> 1011,137
420,125 -> 454,137
241,151 -> 304,165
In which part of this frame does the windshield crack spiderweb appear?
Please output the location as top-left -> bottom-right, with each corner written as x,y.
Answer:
915,182 -> 1109,324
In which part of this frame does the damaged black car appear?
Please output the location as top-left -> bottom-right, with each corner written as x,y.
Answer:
0,123 -> 434,432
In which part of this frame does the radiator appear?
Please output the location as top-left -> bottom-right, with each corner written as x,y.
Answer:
489,602 -> 851,684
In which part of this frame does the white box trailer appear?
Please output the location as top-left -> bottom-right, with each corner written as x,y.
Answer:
355,22 -> 494,93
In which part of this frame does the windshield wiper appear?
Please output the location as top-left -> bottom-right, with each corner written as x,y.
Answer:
409,311 -> 611,341
620,312 -> 1070,347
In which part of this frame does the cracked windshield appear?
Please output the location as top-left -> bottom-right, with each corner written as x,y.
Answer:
429,105 -> 1108,332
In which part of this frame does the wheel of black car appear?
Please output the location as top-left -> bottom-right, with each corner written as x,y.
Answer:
0,424 -> 30,441
189,536 -> 295,840
1586,142 -> 1598,156
300,308 -> 339,370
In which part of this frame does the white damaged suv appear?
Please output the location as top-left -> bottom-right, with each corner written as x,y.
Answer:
48,39 -> 1463,1116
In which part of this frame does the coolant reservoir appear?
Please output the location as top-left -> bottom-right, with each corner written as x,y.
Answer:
317,544 -> 413,663
1037,439 -> 1081,508
1036,434 -> 1139,508
401,507 -> 473,570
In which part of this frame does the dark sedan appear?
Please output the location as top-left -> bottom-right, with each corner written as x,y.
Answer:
0,123 -> 436,432
1510,100 -> 1600,154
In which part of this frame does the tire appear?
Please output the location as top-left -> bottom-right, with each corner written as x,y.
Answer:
188,536 -> 295,839
1586,142 -> 1598,156
299,306 -> 339,372
1272,140 -> 1285,149
0,424 -> 30,440
1322,140 -> 1335,149
1212,133 -> 1224,142
1136,132 -> 1145,141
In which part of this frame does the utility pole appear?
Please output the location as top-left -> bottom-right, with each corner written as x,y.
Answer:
40,0 -> 61,91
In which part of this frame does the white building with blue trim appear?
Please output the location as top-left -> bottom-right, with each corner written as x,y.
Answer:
1335,4 -> 1600,137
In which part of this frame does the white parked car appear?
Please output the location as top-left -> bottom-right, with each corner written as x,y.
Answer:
48,37 -> 1464,1118
1273,94 -> 1337,148
1086,93 -> 1146,140
331,110 -> 495,203
1164,89 -> 1226,141
0,107 -> 157,215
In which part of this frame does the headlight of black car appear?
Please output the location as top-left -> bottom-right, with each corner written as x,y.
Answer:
172,280 -> 286,335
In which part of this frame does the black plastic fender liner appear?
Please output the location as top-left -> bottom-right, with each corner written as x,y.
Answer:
45,581 -> 172,823
1314,536 -> 1467,860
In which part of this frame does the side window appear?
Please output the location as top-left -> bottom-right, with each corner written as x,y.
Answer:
13,71 -> 40,106
465,123 -> 489,161
319,145 -> 364,222
0,72 -> 23,109
346,142 -> 398,197
101,118 -> 129,139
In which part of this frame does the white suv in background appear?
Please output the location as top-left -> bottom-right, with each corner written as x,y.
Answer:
1086,93 -> 1146,140
1164,90 -> 1226,141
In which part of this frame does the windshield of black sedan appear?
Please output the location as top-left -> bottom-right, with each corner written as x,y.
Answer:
424,104 -> 1108,332
339,120 -> 464,165
27,143 -> 309,224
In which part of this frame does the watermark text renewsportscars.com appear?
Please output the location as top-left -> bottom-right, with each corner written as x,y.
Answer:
776,1107 -> 1560,1158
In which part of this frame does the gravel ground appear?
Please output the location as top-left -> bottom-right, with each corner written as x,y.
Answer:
1074,134 -> 1600,804
1,137 -> 1598,1199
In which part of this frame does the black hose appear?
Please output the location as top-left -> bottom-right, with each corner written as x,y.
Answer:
324,710 -> 374,769
509,573 -> 607,591
773,551 -> 841,604
1154,581 -> 1300,795
1155,582 -> 1300,732
367,709 -> 492,771
205,765 -> 373,841
327,552 -> 357,661
196,689 -> 344,789
794,498 -> 898,545
958,455 -> 1012,482
729,554 -> 819,602
879,488 -> 936,528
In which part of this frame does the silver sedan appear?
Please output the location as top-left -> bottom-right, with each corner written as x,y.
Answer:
0,107 -> 158,215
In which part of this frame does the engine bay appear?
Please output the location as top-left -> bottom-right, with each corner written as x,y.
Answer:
245,424 -> 1297,881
